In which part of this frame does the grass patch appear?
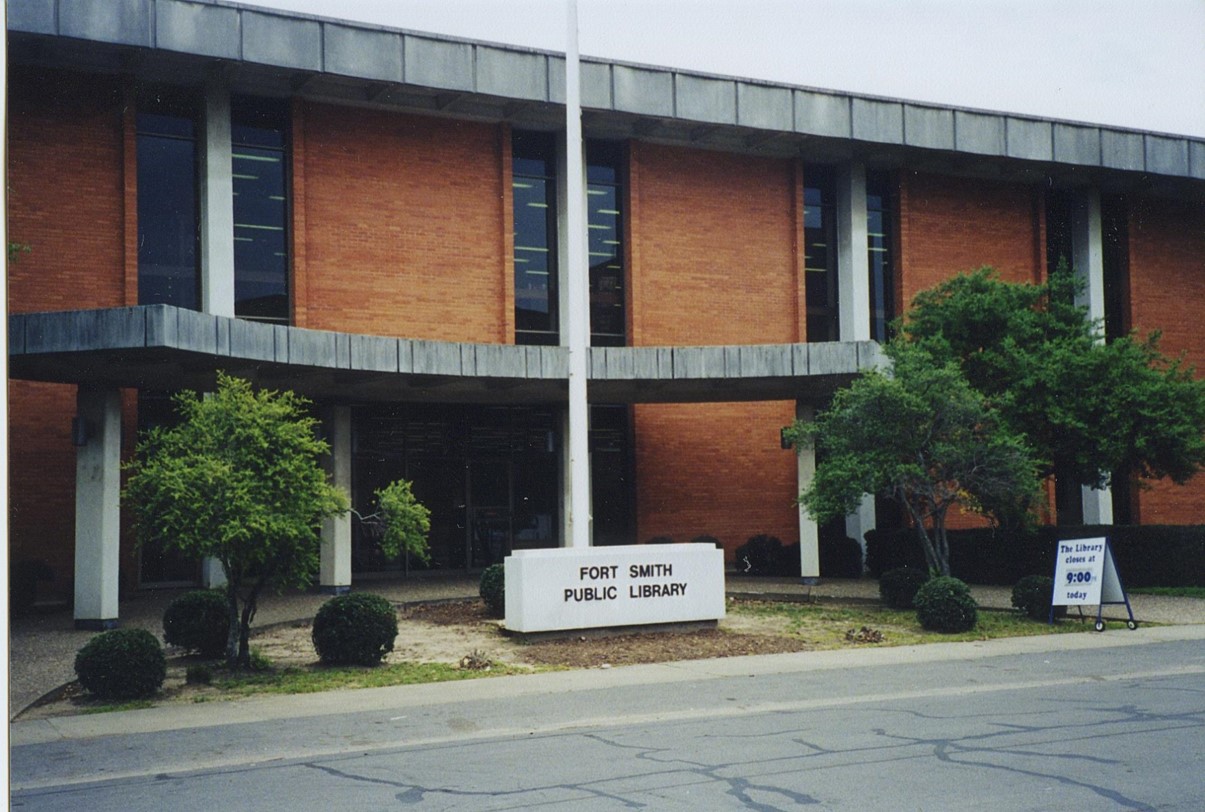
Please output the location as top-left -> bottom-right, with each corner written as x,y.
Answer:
1129,586 -> 1205,599
81,699 -> 156,715
212,661 -> 534,696
730,600 -> 1089,647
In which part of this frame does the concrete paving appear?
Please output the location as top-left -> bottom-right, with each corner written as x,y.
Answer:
9,573 -> 1203,721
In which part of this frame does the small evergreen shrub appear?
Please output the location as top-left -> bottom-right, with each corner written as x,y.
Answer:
821,535 -> 864,578
10,559 -> 54,616
735,534 -> 786,575
74,628 -> 167,700
914,576 -> 978,633
480,563 -> 506,618
312,593 -> 398,666
879,567 -> 931,609
1011,575 -> 1066,621
163,589 -> 229,657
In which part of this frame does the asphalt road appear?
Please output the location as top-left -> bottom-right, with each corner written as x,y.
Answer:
11,627 -> 1205,811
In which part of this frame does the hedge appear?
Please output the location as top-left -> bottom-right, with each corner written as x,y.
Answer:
865,524 -> 1205,587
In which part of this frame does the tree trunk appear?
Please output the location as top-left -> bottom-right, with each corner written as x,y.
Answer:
904,498 -> 941,574
224,581 -> 241,667
932,508 -> 951,577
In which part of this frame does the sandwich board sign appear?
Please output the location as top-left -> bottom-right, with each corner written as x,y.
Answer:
1050,536 -> 1137,631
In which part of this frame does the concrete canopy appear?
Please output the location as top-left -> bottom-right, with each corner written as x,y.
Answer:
8,306 -> 884,406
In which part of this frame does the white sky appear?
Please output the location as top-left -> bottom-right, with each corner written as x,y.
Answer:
243,0 -> 1205,138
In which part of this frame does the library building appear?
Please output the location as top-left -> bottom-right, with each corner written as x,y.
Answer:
7,0 -> 1204,627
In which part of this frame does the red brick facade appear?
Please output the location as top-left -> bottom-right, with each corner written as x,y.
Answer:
293,103 -> 510,343
1126,196 -> 1205,523
629,142 -> 801,554
7,67 -> 1204,595
897,171 -> 1045,308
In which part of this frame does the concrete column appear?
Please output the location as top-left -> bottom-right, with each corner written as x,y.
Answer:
73,387 -> 123,629
837,162 -> 875,553
845,497 -> 875,567
200,559 -> 227,589
837,162 -> 871,343
1072,189 -> 1114,525
796,403 -> 820,582
320,406 -> 353,593
200,74 -> 235,318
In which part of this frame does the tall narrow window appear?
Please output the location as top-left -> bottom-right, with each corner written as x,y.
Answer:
866,170 -> 896,342
513,131 -> 559,345
803,165 -> 839,342
137,91 -> 199,309
587,140 -> 626,346
1101,195 -> 1130,343
1045,190 -> 1074,276
231,96 -> 289,323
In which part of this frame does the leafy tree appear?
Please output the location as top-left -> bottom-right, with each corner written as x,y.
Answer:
124,373 -> 354,669
362,479 -> 432,564
787,344 -> 1039,575
902,266 -> 1205,491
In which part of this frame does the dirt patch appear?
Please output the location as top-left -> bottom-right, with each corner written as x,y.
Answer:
21,598 -> 819,720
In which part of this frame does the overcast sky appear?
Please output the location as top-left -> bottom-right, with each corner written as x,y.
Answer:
244,0 -> 1205,138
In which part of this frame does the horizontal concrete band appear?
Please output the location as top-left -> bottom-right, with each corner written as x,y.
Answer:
8,0 -> 1204,181
8,306 -> 882,405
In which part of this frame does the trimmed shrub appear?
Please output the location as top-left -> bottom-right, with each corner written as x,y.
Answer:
480,563 -> 506,618
868,524 -> 1205,587
735,534 -> 786,576
10,559 -> 54,617
914,576 -> 978,633
1011,575 -> 1066,621
312,593 -> 398,666
74,628 -> 166,700
865,527 -> 928,577
821,535 -> 864,578
879,567 -> 931,609
163,589 -> 229,657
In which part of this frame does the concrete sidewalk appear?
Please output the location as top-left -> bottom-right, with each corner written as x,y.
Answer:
9,573 -> 1203,721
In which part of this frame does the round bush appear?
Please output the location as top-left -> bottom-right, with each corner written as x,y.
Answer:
734,534 -> 785,575
312,593 -> 398,666
914,576 -> 979,633
163,589 -> 229,657
74,628 -> 167,700
821,536 -> 864,579
879,567 -> 931,609
479,563 -> 505,618
1011,575 -> 1066,621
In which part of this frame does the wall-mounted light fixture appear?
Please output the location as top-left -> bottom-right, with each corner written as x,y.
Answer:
780,427 -> 793,450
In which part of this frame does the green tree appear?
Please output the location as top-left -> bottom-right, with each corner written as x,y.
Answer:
123,373 -> 350,668
902,266 -> 1205,492
358,479 -> 432,565
788,344 -> 1039,575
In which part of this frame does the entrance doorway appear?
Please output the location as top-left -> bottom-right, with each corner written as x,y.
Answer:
351,404 -> 560,572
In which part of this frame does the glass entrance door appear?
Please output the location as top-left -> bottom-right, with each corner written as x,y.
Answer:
468,459 -> 511,568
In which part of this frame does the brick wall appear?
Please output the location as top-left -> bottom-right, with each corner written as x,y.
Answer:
7,68 -> 132,599
294,102 -> 510,343
898,171 -> 1044,308
1126,196 -> 1205,524
628,142 -> 801,557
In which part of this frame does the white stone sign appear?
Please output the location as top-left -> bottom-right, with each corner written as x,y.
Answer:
504,544 -> 726,633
